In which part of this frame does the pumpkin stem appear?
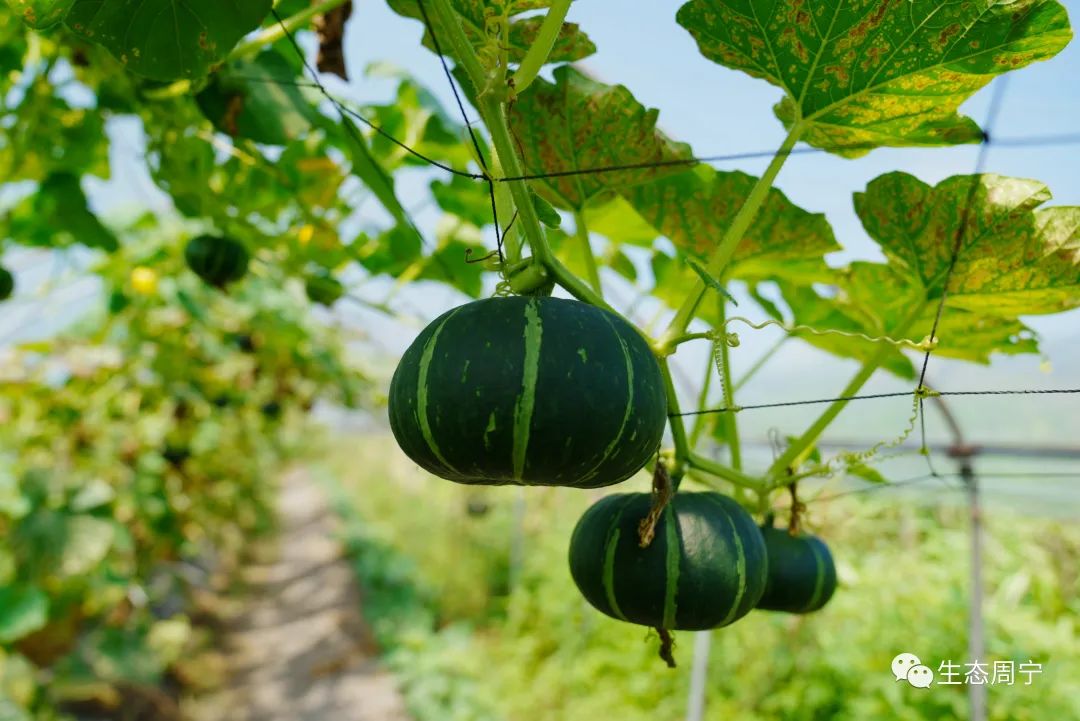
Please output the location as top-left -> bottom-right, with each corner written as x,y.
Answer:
787,482 -> 805,536
656,628 -> 677,668
638,461 -> 673,548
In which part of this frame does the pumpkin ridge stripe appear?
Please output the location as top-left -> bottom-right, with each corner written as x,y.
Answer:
511,298 -> 543,481
805,539 -> 827,612
416,309 -> 461,474
711,496 -> 747,626
602,496 -> 636,622
578,311 -> 636,485
662,504 -> 680,629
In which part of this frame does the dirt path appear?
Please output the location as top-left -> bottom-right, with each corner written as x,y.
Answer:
188,469 -> 411,721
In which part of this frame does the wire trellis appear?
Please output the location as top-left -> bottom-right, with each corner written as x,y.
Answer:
255,10 -> 1080,503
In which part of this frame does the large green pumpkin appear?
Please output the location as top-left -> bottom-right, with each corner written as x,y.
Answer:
0,267 -> 13,301
569,492 -> 768,630
184,234 -> 249,288
388,296 -> 666,487
756,526 -> 837,614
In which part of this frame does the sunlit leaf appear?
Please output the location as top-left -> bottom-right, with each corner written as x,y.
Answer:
841,262 -> 1040,364
66,0 -> 273,81
509,66 -> 693,210
625,165 -> 839,282
854,172 -> 1080,317
677,0 -> 1072,156
5,0 -> 73,28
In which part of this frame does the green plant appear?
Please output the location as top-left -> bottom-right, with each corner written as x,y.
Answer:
2,0 -> 1079,709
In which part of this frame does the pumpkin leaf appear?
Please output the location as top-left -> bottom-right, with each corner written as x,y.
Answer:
341,117 -> 409,227
6,0 -> 74,28
584,195 -> 658,247
841,262 -> 1040,364
780,282 -> 915,379
854,172 -> 1080,317
509,66 -> 693,211
196,49 -> 321,145
625,165 -> 839,282
677,0 -> 1072,156
65,0 -> 272,81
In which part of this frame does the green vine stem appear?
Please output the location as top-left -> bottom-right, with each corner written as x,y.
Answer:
689,348 -> 714,447
659,124 -> 802,347
717,301 -> 743,473
687,452 -> 760,491
509,0 -> 572,94
659,358 -> 691,483
574,210 -> 603,295
231,0 -> 351,60
764,299 -> 930,486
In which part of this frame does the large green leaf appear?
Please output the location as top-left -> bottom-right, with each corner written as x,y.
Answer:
624,165 -> 839,282
776,262 -> 1040,378
65,0 -> 272,81
0,585 -> 48,643
841,262 -> 1040,364
780,282 -> 915,379
677,0 -> 1072,156
509,66 -> 693,211
388,0 -> 594,68
854,172 -> 1080,316
196,50 -> 321,145
5,0 -> 73,28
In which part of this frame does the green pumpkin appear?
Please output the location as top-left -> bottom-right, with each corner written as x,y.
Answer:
0,267 -> 14,301
756,526 -> 837,614
305,271 -> 344,306
184,235 -> 249,287
388,296 -> 665,487
569,492 -> 768,630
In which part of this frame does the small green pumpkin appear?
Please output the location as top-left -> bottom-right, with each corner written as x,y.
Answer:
569,492 -> 768,630
305,271 -> 344,306
388,296 -> 666,488
0,267 -> 14,301
184,235 -> 249,288
756,525 -> 837,614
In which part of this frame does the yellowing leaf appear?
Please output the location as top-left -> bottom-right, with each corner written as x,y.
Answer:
625,165 -> 839,282
509,66 -> 693,210
854,172 -> 1080,316
677,0 -> 1072,156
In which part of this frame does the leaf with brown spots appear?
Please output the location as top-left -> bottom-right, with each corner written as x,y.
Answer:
677,0 -> 1072,156
6,0 -> 74,29
855,172 -> 1080,317
508,66 -> 693,211
65,0 -> 272,81
623,164 -> 839,282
